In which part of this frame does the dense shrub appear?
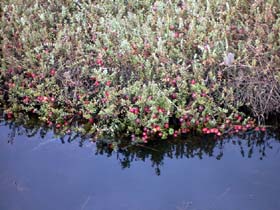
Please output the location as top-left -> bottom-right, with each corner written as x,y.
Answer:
1,0 -> 278,142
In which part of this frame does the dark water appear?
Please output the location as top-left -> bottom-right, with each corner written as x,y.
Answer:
1,122 -> 280,210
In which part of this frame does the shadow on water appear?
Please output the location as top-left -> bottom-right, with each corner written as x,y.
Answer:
1,117 -> 280,176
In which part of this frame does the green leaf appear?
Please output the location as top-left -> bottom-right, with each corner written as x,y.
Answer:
168,128 -> 174,135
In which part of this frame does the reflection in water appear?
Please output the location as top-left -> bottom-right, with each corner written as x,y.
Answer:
95,133 -> 279,175
2,119 -> 279,176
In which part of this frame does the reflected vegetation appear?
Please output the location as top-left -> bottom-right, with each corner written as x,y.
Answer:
95,132 -> 280,175
1,117 -> 280,176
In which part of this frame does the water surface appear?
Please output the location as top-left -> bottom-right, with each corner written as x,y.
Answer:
0,122 -> 280,210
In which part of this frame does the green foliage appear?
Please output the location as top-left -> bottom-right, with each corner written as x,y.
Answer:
1,0 -> 278,143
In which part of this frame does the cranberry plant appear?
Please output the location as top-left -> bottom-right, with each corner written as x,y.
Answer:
1,0 -> 277,143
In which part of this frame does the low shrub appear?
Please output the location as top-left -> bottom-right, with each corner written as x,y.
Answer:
1,0 -> 278,142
